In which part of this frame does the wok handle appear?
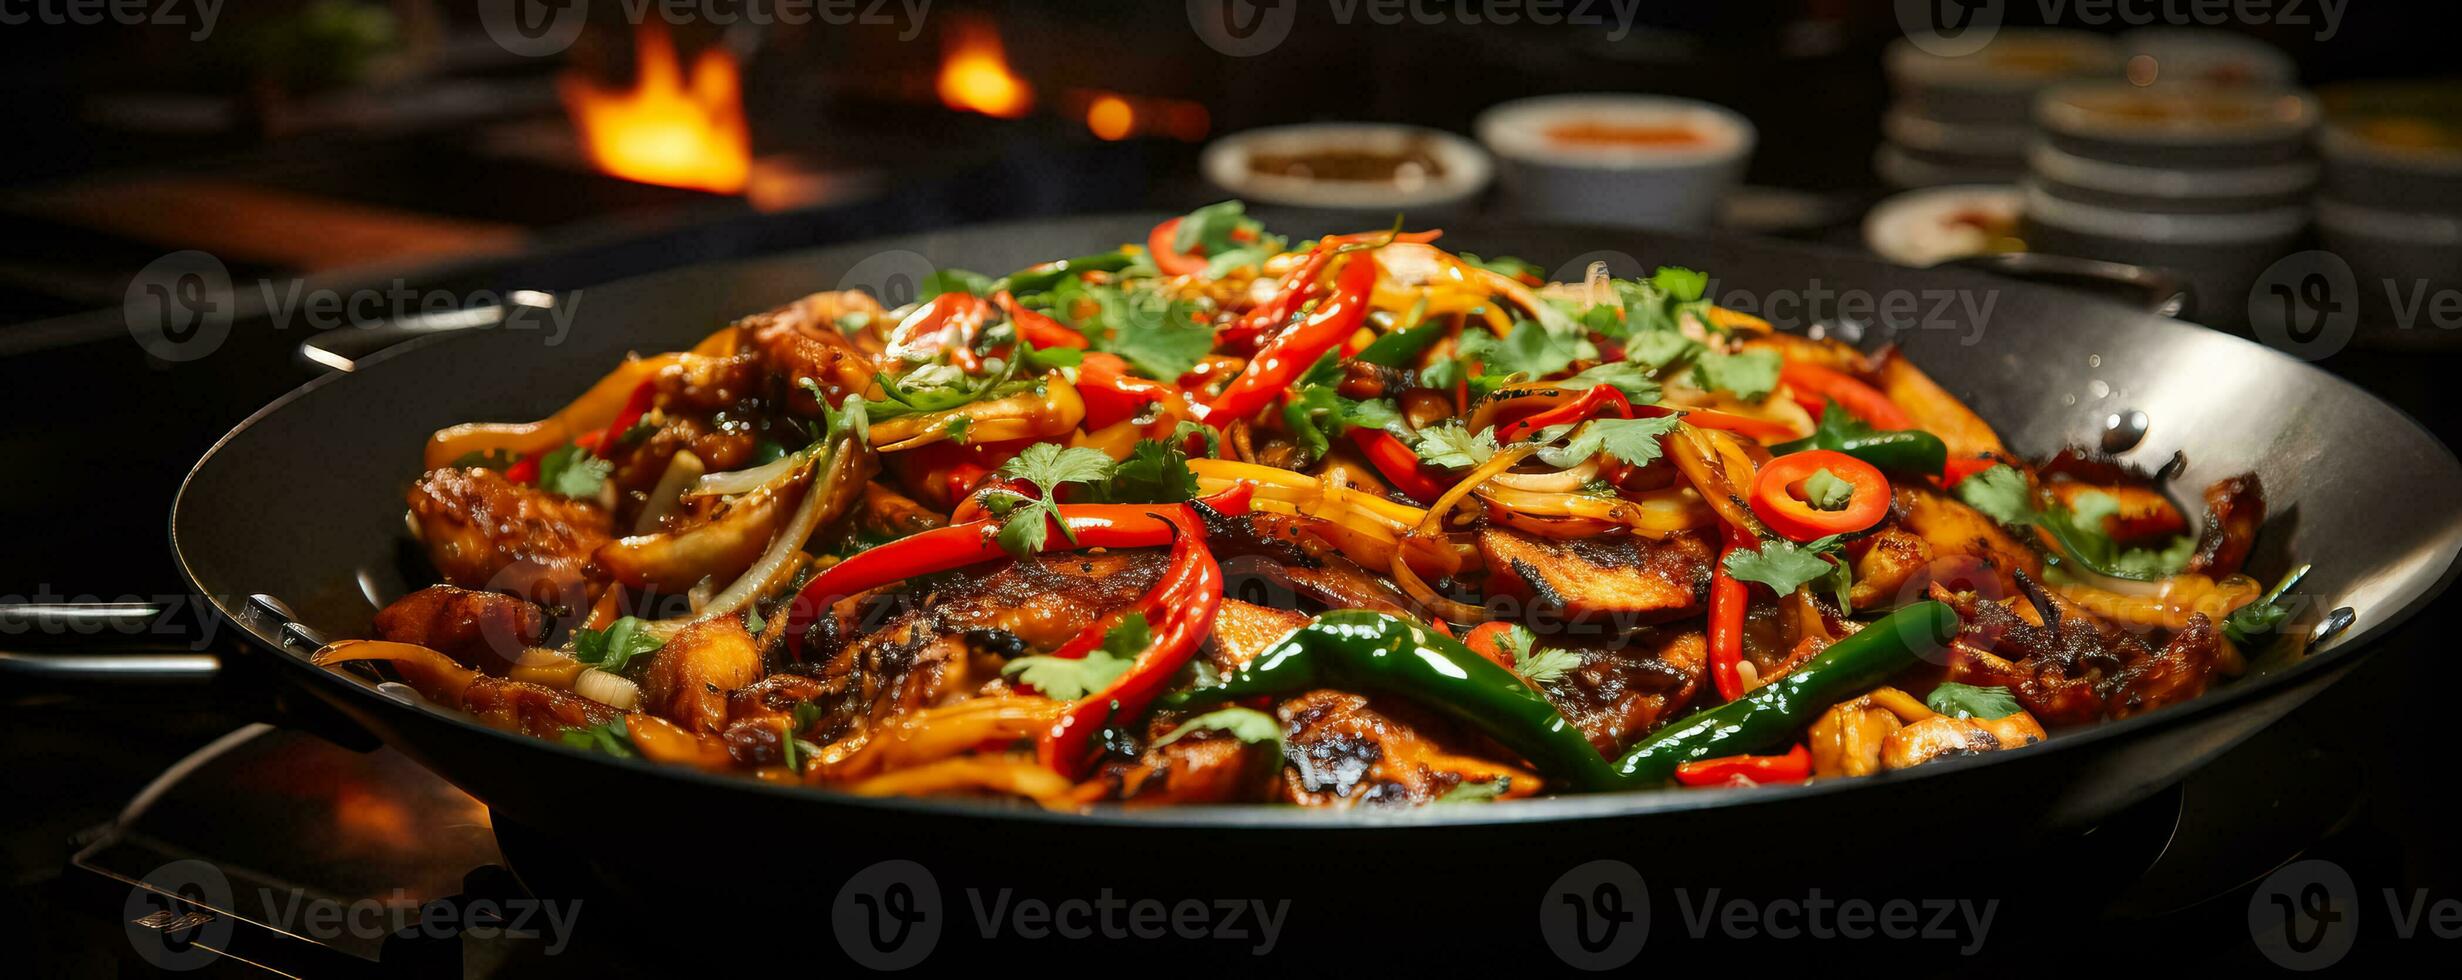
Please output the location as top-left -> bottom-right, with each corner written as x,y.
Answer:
293,290 -> 565,373
0,602 -> 220,681
1946,252 -> 2192,319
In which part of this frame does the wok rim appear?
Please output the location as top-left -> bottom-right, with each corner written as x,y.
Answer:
169,210 -> 2462,830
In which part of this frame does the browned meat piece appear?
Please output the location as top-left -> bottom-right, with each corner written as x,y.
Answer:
460,677 -> 617,738
1934,574 -> 2218,727
1880,713 -> 2047,770
1847,526 -> 1932,610
640,617 -> 763,735
1543,629 -> 1707,755
407,467 -> 613,609
369,585 -> 548,670
859,484 -> 947,539
2045,481 -> 2190,544
2103,614 -> 2224,719
1808,697 -> 1903,778
1477,528 -> 1712,624
1206,599 -> 1308,672
1277,690 -> 1536,807
2187,474 -> 2265,577
1098,714 -> 1276,806
797,551 -> 1167,745
721,672 -> 838,767
1212,512 -> 1414,616
747,291 -> 884,415
1896,486 -> 2042,599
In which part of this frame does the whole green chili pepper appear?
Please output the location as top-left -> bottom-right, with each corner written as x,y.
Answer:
1775,402 -> 1949,477
1161,610 -> 1627,790
1610,601 -> 1959,783
993,250 -> 1135,295
1163,601 -> 1960,791
1774,427 -> 1948,478
1353,300 -> 1445,369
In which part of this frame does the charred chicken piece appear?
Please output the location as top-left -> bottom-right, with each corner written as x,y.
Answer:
407,467 -> 613,610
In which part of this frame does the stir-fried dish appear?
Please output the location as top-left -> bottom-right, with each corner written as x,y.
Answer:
319,202 -> 2306,808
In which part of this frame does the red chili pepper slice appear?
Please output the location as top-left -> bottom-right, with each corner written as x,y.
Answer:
1498,386 -> 1635,443
890,293 -> 995,373
593,379 -> 659,459
1146,218 -> 1209,278
1348,429 -> 1449,503
1074,352 -> 1196,431
1780,361 -> 1912,431
1202,253 -> 1379,425
992,290 -> 1087,351
1707,521 -> 1750,701
1749,449 -> 1891,542
1035,508 -> 1224,777
782,484 -> 1255,658
1672,743 -> 1812,786
504,454 -> 540,485
1460,620 -> 1517,670
1941,453 -> 1998,487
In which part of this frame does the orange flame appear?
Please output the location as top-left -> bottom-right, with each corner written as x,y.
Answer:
937,17 -> 1032,118
560,24 -> 750,194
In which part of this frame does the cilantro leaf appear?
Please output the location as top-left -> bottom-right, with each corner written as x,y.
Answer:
1172,200 -> 1269,257
1156,706 -> 1283,749
1102,439 -> 1199,503
1052,278 -> 1216,381
1002,614 -> 1150,699
572,616 -> 665,674
1533,415 -> 1682,469
1651,266 -> 1709,303
1563,361 -> 1663,403
1955,464 -> 2036,527
1801,468 -> 1855,511
537,443 -> 611,498
991,444 -> 1118,559
1281,383 -> 1346,462
1460,320 -> 1596,380
919,267 -> 993,301
2222,564 -> 2310,647
1623,330 -> 1707,373
557,720 -> 637,758
1721,535 -> 1846,596
1413,423 -> 1500,470
1690,349 -> 1782,401
1925,682 -> 2025,720
1514,646 -> 1583,686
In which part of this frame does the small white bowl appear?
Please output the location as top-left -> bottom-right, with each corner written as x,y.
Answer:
1201,123 -> 1493,214
1475,94 -> 1755,230
1862,184 -> 2024,267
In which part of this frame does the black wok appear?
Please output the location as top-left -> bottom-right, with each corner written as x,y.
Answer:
159,213 -> 2462,966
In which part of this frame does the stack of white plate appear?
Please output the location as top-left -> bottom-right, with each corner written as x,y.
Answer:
1879,29 -> 2120,189
2315,82 -> 2462,348
2019,79 -> 2319,323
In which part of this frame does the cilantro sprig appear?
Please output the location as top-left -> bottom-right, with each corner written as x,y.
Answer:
985,443 -> 1119,558
1002,614 -> 1150,699
572,616 -> 665,674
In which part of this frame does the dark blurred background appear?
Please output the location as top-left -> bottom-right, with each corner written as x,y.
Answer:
3,1 -> 2457,972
